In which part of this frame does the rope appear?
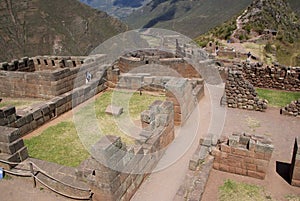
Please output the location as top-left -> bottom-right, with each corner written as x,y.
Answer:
0,159 -> 93,200
33,175 -> 92,200
3,169 -> 31,177
0,159 -> 21,166
30,162 -> 90,192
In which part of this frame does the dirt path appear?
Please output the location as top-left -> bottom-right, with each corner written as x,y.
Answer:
0,177 -> 71,201
131,85 -> 213,201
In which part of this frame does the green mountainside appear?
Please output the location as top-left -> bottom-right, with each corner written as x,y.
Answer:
125,0 -> 252,38
196,0 -> 300,66
79,0 -> 152,19
0,0 -> 127,62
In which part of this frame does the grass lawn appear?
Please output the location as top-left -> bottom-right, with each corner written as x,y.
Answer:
219,179 -> 274,201
0,97 -> 44,109
256,88 -> 300,108
24,90 -> 165,167
24,121 -> 89,167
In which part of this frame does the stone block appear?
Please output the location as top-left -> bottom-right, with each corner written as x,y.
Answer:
32,108 -> 43,120
0,126 -> 20,143
247,170 -> 265,179
2,106 -> 16,117
228,135 -> 239,147
105,105 -> 123,116
15,117 -> 27,128
0,138 -> 24,154
220,144 -> 231,153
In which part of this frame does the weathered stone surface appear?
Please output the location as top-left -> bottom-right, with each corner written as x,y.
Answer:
212,133 -> 273,180
105,105 -> 123,116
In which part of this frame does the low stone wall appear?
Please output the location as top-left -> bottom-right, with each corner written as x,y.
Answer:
175,136 -> 215,201
212,133 -> 274,179
290,137 -> 300,187
0,77 -> 106,137
240,62 -> 300,91
116,73 -> 204,125
0,126 -> 28,169
280,98 -> 300,117
76,100 -> 175,201
225,70 -> 268,111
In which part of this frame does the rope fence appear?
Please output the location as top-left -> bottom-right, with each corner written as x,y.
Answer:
0,159 -> 93,200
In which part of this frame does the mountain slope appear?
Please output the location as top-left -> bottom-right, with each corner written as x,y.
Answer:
196,0 -> 300,66
125,0 -> 252,38
79,0 -> 151,19
235,0 -> 300,42
0,0 -> 127,62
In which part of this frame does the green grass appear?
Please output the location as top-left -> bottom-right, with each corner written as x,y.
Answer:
219,179 -> 274,201
24,121 -> 89,167
256,88 -> 300,107
0,98 -> 43,109
285,194 -> 300,201
24,90 -> 165,167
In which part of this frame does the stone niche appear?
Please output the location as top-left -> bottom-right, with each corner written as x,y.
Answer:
212,133 -> 274,179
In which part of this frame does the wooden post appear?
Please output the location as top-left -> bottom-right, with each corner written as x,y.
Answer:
29,163 -> 36,188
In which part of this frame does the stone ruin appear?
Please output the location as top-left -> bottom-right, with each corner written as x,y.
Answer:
1,36 -> 300,201
0,126 -> 28,169
0,55 -> 104,98
225,70 -> 268,111
232,62 -> 300,91
76,100 -> 175,201
281,98 -> 300,117
212,133 -> 274,179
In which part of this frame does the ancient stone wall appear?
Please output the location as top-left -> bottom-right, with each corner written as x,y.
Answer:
212,133 -> 274,179
280,98 -> 300,117
0,55 -> 107,98
225,70 -> 268,111
0,126 -> 28,169
290,137 -> 300,187
117,56 -> 201,79
115,73 -> 204,125
76,100 -> 175,201
240,62 -> 300,91
0,76 -> 107,137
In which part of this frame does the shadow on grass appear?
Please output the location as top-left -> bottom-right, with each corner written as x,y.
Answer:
276,161 -> 291,184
